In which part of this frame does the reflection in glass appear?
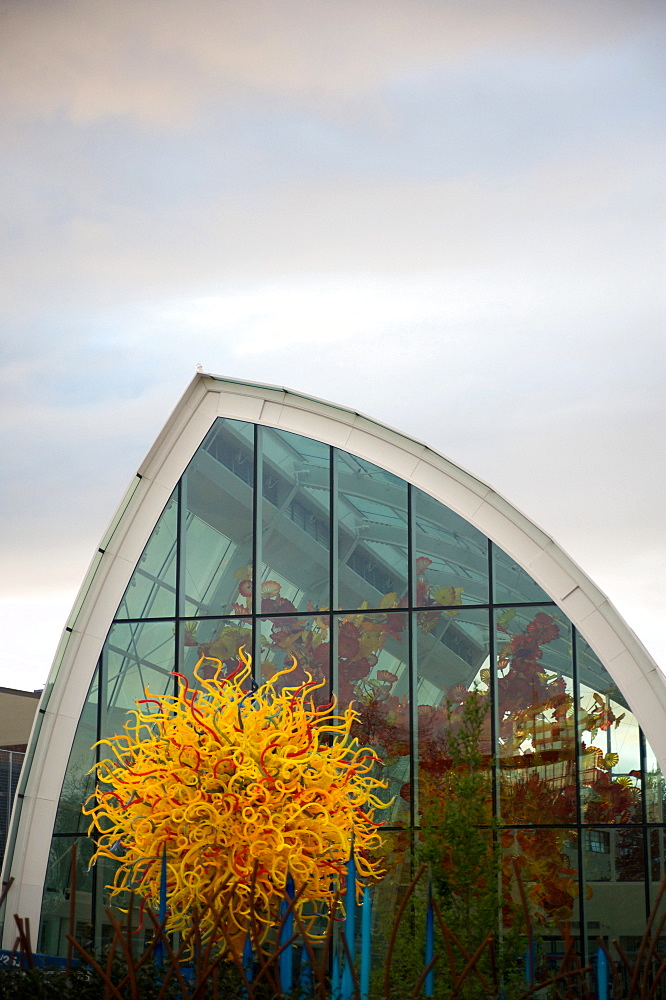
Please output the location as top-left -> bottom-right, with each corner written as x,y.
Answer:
115,492 -> 178,619
413,488 -> 489,606
261,428 -> 330,612
39,835 -> 94,956
180,617 -> 252,683
502,828 -> 580,959
645,745 -> 666,824
649,828 -> 666,968
496,608 -> 576,824
416,608 -> 491,823
338,611 -> 410,824
337,452 -> 408,611
103,620 -> 176,739
584,828 -> 613,881
94,842 -> 154,953
578,638 -> 642,824
649,828 -> 666,906
366,829 -> 414,958
493,543 -> 551,605
182,419 -> 254,617
584,828 -> 646,957
259,614 -> 330,702
54,670 -> 98,835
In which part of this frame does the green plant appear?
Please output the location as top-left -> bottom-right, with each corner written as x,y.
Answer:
415,688 -> 533,998
419,689 -> 500,947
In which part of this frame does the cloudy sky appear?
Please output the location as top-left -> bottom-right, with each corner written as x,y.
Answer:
1,0 -> 664,691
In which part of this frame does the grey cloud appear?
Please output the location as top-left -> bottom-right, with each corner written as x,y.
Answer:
2,140 -> 661,335
0,0 -> 660,125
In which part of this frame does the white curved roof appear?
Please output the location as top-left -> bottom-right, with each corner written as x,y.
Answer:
3,371 -> 664,943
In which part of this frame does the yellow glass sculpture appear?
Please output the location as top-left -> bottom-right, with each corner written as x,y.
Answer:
84,650 -> 389,951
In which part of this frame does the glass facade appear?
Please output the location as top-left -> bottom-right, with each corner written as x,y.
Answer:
41,419 -> 665,964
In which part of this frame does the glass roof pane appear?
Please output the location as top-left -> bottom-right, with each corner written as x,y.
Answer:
413,488 -> 489,607
493,543 -> 552,605
337,451 -> 408,611
261,428 -> 330,613
114,491 -> 177,620
578,635 -> 642,824
182,419 -> 254,617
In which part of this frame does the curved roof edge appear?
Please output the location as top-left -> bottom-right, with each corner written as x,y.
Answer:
3,371 -> 664,942
155,373 -> 666,745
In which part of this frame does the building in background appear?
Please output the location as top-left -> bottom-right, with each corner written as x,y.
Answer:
0,686 -> 40,867
2,373 -> 664,960
0,687 -> 41,755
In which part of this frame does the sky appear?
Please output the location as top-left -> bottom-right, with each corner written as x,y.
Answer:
0,0 -> 664,691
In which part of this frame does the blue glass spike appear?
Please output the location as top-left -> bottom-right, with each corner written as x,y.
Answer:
159,844 -> 167,926
596,946 -> 609,1000
341,848 -> 356,1000
524,941 -> 535,984
425,876 -> 434,997
360,887 -> 371,1000
279,871 -> 294,994
155,843 -> 167,965
331,953 -> 341,1000
243,932 -> 254,983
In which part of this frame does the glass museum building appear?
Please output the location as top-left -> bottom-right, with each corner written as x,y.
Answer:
2,373 -> 665,962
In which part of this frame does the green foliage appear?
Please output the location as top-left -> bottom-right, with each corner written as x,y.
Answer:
420,689 -> 499,946
417,689 -> 528,998
0,956 -> 246,1000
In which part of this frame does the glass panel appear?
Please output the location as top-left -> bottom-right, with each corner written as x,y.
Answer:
578,637 -> 642,824
54,669 -> 98,835
337,452 -> 408,611
496,607 -> 575,824
423,827 -> 497,962
492,543 -> 552,605
182,418 -> 254,617
259,614 -> 330,704
114,492 -> 177,619
644,742 -> 666,823
261,428 -> 330,612
649,828 -> 666,884
416,609 -> 494,960
583,828 -> 647,959
416,607 -> 491,822
503,828 -> 581,970
39,834 -> 94,957
649,827 -> 666,944
413,488 -> 489,606
338,610 -> 409,826
96,850 -> 122,953
364,830 -> 414,961
180,616 -> 252,682
103,620 -> 176,740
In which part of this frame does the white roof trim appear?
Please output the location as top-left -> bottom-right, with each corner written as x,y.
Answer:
3,371 -> 663,944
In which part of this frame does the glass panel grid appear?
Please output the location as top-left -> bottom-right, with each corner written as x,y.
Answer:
43,416 -> 660,965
